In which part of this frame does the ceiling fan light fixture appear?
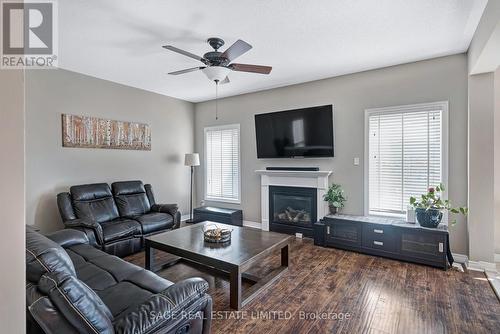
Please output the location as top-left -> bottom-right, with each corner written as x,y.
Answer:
202,66 -> 230,82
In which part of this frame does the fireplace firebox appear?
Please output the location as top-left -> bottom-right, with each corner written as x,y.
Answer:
269,186 -> 317,237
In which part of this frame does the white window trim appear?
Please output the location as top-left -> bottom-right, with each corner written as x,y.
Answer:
363,101 -> 449,217
203,123 -> 241,204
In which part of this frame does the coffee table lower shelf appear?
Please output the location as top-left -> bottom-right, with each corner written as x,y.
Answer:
145,239 -> 290,310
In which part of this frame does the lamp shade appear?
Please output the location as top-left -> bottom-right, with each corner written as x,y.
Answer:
202,66 -> 230,82
184,153 -> 200,166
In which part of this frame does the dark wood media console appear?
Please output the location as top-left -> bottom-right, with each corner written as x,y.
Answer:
314,214 -> 452,270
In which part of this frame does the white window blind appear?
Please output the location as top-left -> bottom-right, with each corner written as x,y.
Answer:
205,124 -> 240,203
367,104 -> 445,216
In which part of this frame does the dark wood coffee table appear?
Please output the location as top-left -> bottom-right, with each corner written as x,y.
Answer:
145,221 -> 292,310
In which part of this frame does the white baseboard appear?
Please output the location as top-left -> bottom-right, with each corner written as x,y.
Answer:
450,253 -> 498,272
243,220 -> 261,229
467,260 -> 497,272
494,253 -> 500,263
180,214 -> 191,222
452,253 -> 469,266
485,270 -> 500,300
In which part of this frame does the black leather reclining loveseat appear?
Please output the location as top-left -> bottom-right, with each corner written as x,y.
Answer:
26,226 -> 212,334
57,181 -> 180,257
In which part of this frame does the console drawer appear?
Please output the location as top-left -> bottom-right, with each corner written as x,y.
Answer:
362,224 -> 396,252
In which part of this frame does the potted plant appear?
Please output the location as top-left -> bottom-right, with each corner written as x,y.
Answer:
409,183 -> 468,228
323,183 -> 346,215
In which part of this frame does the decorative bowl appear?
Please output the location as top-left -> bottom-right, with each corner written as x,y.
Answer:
203,224 -> 232,243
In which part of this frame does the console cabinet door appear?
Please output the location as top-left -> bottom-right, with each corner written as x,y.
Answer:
398,229 -> 447,263
325,219 -> 362,248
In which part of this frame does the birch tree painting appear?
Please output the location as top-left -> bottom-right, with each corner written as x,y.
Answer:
62,114 -> 151,150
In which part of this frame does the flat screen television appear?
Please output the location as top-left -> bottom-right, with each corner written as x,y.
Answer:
255,105 -> 334,158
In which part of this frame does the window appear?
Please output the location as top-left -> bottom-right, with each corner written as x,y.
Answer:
204,124 -> 240,203
365,102 -> 448,217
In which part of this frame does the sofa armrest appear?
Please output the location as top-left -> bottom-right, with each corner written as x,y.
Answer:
64,219 -> 104,246
144,184 -> 156,206
57,192 -> 77,220
113,278 -> 212,334
151,204 -> 180,229
46,229 -> 90,248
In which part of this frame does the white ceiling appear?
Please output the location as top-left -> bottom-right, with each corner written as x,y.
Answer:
58,0 -> 488,103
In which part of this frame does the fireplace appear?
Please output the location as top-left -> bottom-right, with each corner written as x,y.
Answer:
269,186 -> 317,237
256,169 -> 331,233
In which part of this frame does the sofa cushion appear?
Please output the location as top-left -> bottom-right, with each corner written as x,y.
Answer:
100,218 -> 141,242
26,227 -> 76,282
135,212 -> 174,234
112,181 -> 151,217
71,183 -> 120,223
39,271 -> 114,334
96,271 -> 173,317
67,245 -> 173,293
66,245 -> 119,291
98,281 -> 155,317
64,242 -> 174,318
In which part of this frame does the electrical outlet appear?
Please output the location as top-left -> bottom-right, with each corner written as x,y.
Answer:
353,157 -> 360,166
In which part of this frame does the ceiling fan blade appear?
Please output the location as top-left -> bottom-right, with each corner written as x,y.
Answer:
229,63 -> 272,74
221,39 -> 252,62
219,76 -> 230,85
168,66 -> 205,75
162,45 -> 207,64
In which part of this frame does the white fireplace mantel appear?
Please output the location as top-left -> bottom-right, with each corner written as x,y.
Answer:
255,169 -> 332,231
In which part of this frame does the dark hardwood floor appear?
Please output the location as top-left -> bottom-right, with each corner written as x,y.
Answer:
126,237 -> 500,334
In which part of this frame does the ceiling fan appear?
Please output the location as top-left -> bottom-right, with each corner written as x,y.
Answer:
162,37 -> 272,84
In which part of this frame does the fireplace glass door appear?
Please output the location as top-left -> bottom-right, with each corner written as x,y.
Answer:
269,186 -> 317,229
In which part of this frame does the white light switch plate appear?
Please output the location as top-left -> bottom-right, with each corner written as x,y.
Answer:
354,157 -> 360,166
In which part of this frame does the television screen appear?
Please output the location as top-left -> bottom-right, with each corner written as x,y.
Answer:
255,105 -> 334,158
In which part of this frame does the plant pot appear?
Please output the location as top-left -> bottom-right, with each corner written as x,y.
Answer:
329,205 -> 338,215
415,208 -> 443,228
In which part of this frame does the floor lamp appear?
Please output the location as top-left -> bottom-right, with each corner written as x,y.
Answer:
185,153 -> 200,223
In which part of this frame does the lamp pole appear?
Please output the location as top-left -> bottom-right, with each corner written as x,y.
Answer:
190,165 -> 194,222
184,153 -> 200,224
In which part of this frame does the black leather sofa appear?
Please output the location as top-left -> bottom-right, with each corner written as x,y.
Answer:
58,181 -> 181,257
26,226 -> 212,334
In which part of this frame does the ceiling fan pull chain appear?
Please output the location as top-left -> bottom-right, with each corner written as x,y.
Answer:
215,81 -> 219,120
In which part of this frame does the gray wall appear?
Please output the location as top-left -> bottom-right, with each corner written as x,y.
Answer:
468,0 -> 500,74
194,54 -> 469,254
26,69 -> 195,232
494,68 -> 500,254
468,72 -> 496,262
466,0 -> 500,262
0,68 -> 26,333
